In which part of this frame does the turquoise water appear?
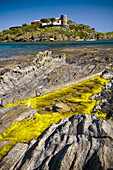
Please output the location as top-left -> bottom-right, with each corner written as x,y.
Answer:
0,40 -> 113,59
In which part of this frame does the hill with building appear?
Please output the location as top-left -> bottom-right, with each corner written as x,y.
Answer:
0,15 -> 113,42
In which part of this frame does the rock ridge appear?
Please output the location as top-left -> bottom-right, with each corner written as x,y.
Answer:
0,51 -> 66,106
0,114 -> 113,170
1,50 -> 112,107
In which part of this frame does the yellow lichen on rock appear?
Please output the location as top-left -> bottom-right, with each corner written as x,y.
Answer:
0,76 -> 110,161
6,76 -> 109,110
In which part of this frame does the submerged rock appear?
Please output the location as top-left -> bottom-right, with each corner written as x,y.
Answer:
1,114 -> 113,170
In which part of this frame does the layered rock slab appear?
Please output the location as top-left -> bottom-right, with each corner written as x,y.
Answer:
0,105 -> 37,134
1,114 -> 113,170
0,48 -> 113,169
1,49 -> 112,107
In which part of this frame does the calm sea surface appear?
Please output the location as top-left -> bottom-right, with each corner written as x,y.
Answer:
0,40 -> 113,59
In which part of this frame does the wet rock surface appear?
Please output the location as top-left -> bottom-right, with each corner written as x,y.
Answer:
0,114 -> 113,170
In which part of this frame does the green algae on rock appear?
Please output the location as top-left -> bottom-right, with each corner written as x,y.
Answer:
0,76 -> 111,161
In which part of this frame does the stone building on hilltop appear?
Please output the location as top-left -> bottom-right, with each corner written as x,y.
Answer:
31,15 -> 67,26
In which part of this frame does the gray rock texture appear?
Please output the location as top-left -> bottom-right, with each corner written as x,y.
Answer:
0,47 -> 113,170
0,114 -> 113,170
0,105 -> 37,134
1,49 -> 112,108
0,51 -> 67,106
91,76 -> 113,118
0,49 -> 113,135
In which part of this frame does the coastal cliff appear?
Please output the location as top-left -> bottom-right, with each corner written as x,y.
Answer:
0,47 -> 113,169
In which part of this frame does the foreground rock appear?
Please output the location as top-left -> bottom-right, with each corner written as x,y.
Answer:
0,49 -> 113,108
0,114 -> 113,170
0,51 -> 66,107
91,77 -> 113,118
0,105 -> 37,134
0,47 -> 113,169
0,48 -> 113,134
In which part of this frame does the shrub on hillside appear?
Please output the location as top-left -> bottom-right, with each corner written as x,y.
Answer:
65,31 -> 73,38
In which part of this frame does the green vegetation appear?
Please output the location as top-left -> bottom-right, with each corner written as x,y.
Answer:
49,18 -> 56,25
0,20 -> 112,42
22,23 -> 28,27
105,32 -> 113,39
40,18 -> 50,24
0,76 -> 111,160
65,30 -> 73,38
67,20 -> 76,25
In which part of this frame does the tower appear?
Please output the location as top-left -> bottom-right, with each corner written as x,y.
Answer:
61,15 -> 67,26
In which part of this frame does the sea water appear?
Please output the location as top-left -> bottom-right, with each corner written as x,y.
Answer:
0,40 -> 113,59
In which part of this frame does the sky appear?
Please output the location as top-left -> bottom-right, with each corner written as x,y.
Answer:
0,0 -> 113,33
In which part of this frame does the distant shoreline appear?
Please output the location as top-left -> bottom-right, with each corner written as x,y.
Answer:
0,40 -> 113,59
0,39 -> 113,44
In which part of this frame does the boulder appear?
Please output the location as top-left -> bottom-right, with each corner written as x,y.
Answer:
101,69 -> 113,79
1,114 -> 113,170
52,102 -> 70,112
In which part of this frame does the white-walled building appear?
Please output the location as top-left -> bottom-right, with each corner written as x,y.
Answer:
41,18 -> 61,26
31,15 -> 67,26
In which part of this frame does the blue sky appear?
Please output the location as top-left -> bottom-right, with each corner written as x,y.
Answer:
0,0 -> 113,33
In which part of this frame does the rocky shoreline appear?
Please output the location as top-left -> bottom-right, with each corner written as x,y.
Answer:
0,46 -> 113,169
0,47 -> 113,106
